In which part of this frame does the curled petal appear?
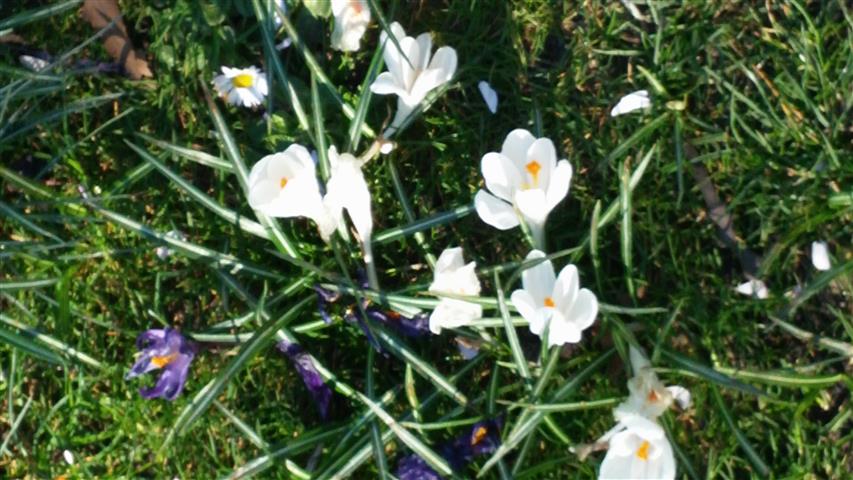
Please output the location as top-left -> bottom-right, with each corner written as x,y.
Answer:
500,129 -> 536,165
545,160 -> 573,212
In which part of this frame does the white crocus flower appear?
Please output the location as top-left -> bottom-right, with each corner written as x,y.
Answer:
811,241 -> 831,271
598,414 -> 676,480
428,247 -> 482,334
370,22 -> 457,132
510,250 -> 598,347
324,146 -> 372,243
212,66 -> 268,108
331,0 -> 371,52
616,347 -> 691,420
248,144 -> 326,222
610,89 -> 651,117
474,129 -> 573,248
478,80 -> 498,114
735,279 -> 769,299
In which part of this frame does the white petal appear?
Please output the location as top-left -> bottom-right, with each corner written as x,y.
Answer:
415,32 -> 433,71
520,249 -> 555,302
553,264 -> 579,309
629,345 -> 651,374
478,80 -> 498,114
547,313 -> 581,346
514,188 -> 550,226
408,67 -> 446,105
19,55 -> 49,72
481,152 -> 522,202
811,241 -> 831,271
427,46 -> 457,85
735,279 -> 768,299
510,289 -> 542,334
611,89 -> 651,117
666,385 -> 692,410
429,299 -> 482,334
568,288 -> 598,331
525,137 -> 557,188
500,129 -> 536,164
63,449 -> 75,465
545,160 -> 572,211
370,72 -> 406,95
474,190 -> 519,230
435,247 -> 466,274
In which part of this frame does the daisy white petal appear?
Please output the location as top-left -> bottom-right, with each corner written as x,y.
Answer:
811,240 -> 831,271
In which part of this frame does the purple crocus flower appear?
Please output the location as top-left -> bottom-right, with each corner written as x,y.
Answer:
395,418 -> 503,478
125,328 -> 196,401
277,340 -> 332,419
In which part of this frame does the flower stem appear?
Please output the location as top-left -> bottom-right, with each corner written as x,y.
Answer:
363,239 -> 380,291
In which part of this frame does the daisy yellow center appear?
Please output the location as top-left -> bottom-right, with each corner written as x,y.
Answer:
543,296 -> 555,307
525,160 -> 542,187
233,73 -> 254,88
471,426 -> 488,446
279,177 -> 289,189
151,353 -> 178,368
636,440 -> 651,461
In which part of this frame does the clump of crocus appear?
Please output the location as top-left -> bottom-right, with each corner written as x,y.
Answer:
212,66 -> 268,108
474,129 -> 573,249
277,339 -> 333,419
590,347 -> 690,480
396,419 -> 502,479
510,249 -> 598,347
125,328 -> 196,400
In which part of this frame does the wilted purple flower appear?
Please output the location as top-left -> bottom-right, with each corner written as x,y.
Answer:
396,453 -> 442,480
395,418 -> 502,478
125,328 -> 196,400
277,340 -> 332,419
312,285 -> 342,324
365,308 -> 430,338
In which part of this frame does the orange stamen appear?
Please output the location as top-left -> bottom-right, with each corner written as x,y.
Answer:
525,160 -> 542,187
280,177 -> 289,189
471,426 -> 488,446
150,353 -> 177,368
636,440 -> 650,461
544,296 -> 555,307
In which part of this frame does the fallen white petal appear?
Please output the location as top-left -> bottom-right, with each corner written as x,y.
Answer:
275,38 -> 292,50
811,241 -> 831,271
478,80 -> 498,114
19,55 -> 49,72
736,279 -> 768,299
610,89 -> 651,117
63,449 -> 75,465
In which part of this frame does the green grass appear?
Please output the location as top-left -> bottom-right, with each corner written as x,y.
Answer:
1,0 -> 852,478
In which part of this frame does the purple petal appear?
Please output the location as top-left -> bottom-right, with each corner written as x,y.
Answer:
313,285 -> 341,324
345,310 -> 383,352
139,352 -> 192,400
366,308 -> 430,338
135,329 -> 167,350
277,340 -> 332,419
396,454 -> 443,480
467,419 -> 502,457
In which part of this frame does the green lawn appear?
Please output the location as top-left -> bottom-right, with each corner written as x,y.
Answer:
1,1 -> 852,478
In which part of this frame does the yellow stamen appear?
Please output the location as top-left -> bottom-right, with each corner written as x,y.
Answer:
543,296 -> 555,307
151,353 -> 177,368
233,73 -> 254,88
636,440 -> 650,461
525,160 -> 542,187
280,177 -> 289,189
471,426 -> 488,446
